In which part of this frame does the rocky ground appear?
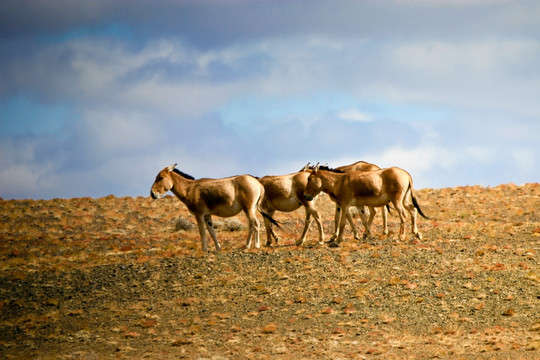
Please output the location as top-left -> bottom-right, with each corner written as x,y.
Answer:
0,183 -> 539,359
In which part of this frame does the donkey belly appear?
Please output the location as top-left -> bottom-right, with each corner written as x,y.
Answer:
351,194 -> 389,208
209,202 -> 243,218
272,197 -> 302,212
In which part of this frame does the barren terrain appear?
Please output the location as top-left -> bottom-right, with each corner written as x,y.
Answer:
0,183 -> 539,359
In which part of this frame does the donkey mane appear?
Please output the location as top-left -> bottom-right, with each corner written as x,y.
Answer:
172,168 -> 195,180
309,165 -> 345,173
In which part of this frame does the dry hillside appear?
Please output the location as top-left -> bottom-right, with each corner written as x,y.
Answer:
0,183 -> 539,359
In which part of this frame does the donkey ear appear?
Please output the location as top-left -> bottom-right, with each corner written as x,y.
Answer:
166,164 -> 177,171
302,162 -> 311,172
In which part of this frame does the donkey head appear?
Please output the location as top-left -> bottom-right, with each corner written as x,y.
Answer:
304,163 -> 322,201
150,164 -> 177,199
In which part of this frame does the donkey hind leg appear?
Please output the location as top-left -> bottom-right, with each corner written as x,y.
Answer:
244,209 -> 260,249
392,200 -> 408,241
405,202 -> 422,240
204,215 -> 221,251
263,216 -> 272,246
264,210 -> 278,246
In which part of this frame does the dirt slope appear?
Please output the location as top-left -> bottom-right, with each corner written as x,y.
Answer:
0,183 -> 539,359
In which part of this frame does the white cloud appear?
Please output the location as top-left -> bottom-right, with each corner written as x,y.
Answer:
337,110 -> 373,123
363,143 -> 456,170
346,143 -> 472,189
76,109 -> 159,154
385,39 -> 540,112
1,1 -> 540,198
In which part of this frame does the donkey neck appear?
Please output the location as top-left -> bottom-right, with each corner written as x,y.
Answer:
169,170 -> 194,202
317,170 -> 343,194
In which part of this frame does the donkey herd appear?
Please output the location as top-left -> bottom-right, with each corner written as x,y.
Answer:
150,161 -> 429,252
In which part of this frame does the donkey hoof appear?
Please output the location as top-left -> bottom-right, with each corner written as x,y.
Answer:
362,233 -> 369,239
328,242 -> 340,248
326,236 -> 337,243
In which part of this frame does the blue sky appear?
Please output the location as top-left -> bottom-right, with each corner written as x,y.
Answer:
1,0 -> 539,199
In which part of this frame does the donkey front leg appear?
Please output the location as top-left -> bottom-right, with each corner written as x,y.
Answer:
393,202 -> 408,241
365,206 -> 377,237
204,215 -> 221,251
354,206 -> 371,239
331,206 -> 340,241
196,215 -> 209,252
347,208 -> 361,240
308,205 -> 325,245
382,205 -> 388,236
296,210 -> 312,246
331,205 -> 349,245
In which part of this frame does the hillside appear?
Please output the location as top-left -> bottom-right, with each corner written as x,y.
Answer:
0,183 -> 539,359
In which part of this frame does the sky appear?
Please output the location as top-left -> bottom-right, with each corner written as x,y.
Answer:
0,0 -> 539,199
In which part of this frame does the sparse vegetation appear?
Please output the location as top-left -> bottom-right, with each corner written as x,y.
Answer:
175,217 -> 195,231
0,184 -> 539,358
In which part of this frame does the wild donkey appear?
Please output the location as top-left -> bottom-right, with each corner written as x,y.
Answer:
334,161 -> 388,239
304,164 -> 428,244
259,171 -> 324,246
150,164 -> 278,252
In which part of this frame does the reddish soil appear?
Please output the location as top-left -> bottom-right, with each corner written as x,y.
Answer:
0,183 -> 539,359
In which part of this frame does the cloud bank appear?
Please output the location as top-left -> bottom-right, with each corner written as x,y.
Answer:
0,0 -> 539,199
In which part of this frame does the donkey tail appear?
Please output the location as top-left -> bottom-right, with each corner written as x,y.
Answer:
257,185 -> 281,228
260,211 -> 280,227
412,194 -> 429,219
407,177 -> 429,220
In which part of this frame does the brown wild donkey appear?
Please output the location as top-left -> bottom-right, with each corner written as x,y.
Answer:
304,164 -> 428,244
150,164 -> 278,252
259,171 -> 324,246
326,161 -> 389,239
